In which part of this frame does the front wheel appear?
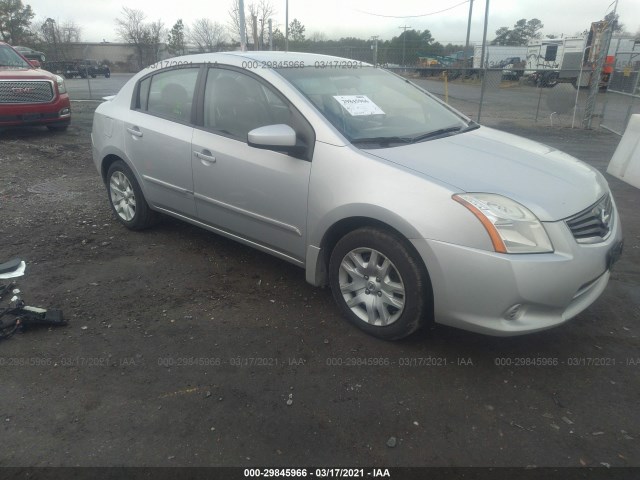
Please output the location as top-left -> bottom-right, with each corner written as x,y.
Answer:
328,227 -> 431,340
106,160 -> 157,230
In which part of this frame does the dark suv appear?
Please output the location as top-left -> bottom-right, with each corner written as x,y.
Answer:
0,42 -> 71,130
78,60 -> 111,78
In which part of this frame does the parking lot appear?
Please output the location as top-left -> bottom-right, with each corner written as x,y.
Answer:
0,85 -> 639,470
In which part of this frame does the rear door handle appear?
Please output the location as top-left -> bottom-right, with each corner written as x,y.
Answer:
126,126 -> 143,138
194,150 -> 216,165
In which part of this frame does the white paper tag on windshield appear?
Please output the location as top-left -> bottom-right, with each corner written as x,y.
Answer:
333,95 -> 385,116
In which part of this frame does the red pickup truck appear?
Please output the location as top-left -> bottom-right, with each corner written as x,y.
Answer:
0,42 -> 71,130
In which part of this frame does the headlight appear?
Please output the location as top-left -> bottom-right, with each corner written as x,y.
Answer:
54,75 -> 67,94
453,193 -> 553,254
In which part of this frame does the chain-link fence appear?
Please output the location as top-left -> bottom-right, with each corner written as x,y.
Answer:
390,67 -> 601,129
294,45 -> 604,129
601,68 -> 640,135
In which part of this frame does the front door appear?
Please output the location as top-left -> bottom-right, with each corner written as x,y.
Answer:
191,67 -> 314,262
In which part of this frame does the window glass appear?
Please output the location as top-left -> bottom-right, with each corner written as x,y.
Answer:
143,68 -> 199,123
203,69 -> 292,139
277,66 -> 466,141
137,77 -> 151,110
0,45 -> 30,68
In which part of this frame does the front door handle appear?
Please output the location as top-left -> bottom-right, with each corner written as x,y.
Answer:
126,126 -> 143,138
194,150 -> 216,165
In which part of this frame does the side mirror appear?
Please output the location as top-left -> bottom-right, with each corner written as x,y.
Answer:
248,124 -> 307,157
29,59 -> 41,68
248,124 -> 297,148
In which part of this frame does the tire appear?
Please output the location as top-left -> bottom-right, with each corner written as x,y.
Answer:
106,160 -> 157,230
91,74 -> 97,78
105,71 -> 111,78
328,227 -> 431,340
543,72 -> 559,88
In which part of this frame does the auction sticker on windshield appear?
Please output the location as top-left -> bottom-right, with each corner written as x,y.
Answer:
333,95 -> 385,116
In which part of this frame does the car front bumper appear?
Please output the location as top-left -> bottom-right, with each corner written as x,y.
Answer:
411,203 -> 623,336
0,95 -> 71,127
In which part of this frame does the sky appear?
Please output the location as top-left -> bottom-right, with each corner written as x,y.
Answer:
25,0 -> 640,45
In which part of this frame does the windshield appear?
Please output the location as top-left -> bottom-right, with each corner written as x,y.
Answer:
0,45 -> 30,68
276,65 -> 470,145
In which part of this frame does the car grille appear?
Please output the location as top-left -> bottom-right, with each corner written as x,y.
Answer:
565,194 -> 613,243
0,81 -> 54,104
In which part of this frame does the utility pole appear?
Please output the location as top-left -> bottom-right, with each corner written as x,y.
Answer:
463,0 -> 474,76
285,0 -> 289,52
269,18 -> 273,51
477,0 -> 490,122
371,35 -> 379,66
399,25 -> 411,67
239,0 -> 247,51
253,15 -> 258,50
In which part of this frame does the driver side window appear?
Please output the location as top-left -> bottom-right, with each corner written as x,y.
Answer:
203,68 -> 292,140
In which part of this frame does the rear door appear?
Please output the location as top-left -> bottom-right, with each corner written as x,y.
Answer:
124,66 -> 200,217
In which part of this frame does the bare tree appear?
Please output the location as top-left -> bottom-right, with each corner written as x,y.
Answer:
309,31 -> 326,43
115,7 -> 166,69
146,19 -> 166,64
32,18 -> 81,60
228,0 -> 275,48
115,7 -> 148,69
248,0 -> 275,49
189,18 -> 226,52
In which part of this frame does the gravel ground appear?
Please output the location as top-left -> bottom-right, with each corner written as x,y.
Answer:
0,101 -> 638,472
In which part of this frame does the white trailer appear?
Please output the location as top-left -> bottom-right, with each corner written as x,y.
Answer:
524,37 -> 587,86
524,21 -> 628,88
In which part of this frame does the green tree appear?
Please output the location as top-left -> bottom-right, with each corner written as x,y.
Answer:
289,18 -> 305,42
0,0 -> 34,44
387,29 -> 434,65
272,27 -> 285,49
168,19 -> 186,55
491,18 -> 543,46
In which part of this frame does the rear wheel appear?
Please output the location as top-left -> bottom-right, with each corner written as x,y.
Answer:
328,227 -> 431,340
106,160 -> 157,230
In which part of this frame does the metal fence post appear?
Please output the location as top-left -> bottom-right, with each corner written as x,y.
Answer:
476,0 -> 490,123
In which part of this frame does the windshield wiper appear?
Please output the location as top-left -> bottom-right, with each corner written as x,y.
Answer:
351,136 -> 412,146
408,122 -> 480,143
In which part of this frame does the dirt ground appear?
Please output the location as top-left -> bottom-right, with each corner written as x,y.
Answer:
0,101 -> 639,471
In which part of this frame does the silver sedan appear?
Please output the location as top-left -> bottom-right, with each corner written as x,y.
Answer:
91,52 -> 623,340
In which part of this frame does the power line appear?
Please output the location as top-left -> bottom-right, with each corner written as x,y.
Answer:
356,1 -> 469,19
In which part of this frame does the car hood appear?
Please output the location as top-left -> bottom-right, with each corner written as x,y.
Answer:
0,67 -> 54,80
364,126 -> 608,221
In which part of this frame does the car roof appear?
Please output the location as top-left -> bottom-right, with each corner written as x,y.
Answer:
155,51 -> 372,69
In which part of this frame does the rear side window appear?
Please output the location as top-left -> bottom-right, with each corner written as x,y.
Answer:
136,68 -> 199,123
